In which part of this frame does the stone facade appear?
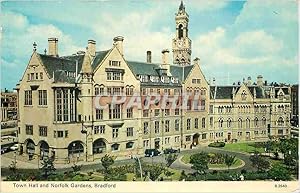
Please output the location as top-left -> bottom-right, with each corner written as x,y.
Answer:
16,2 -> 292,163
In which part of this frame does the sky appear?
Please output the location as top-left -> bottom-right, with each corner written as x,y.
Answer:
0,0 -> 298,90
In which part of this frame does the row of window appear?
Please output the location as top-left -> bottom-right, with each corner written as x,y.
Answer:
143,118 -> 206,134
27,72 -> 43,81
186,88 -> 206,96
25,125 -> 68,138
139,75 -> 179,84
95,86 -> 135,96
217,117 -> 267,128
215,117 -> 288,128
25,90 -> 47,106
55,89 -> 76,122
211,105 -> 269,114
112,127 -> 134,138
275,105 -> 289,112
141,88 -> 181,96
142,109 -> 181,117
143,136 -> 181,147
109,60 -> 121,67
191,78 -> 201,84
107,72 -> 123,81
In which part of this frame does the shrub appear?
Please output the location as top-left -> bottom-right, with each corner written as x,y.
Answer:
208,142 -> 225,148
268,163 -> 291,181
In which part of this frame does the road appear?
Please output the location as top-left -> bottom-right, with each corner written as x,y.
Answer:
1,146 -> 256,177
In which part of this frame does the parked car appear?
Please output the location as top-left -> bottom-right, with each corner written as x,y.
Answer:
163,148 -> 180,154
10,144 -> 19,151
1,147 -> 9,154
145,149 -> 161,157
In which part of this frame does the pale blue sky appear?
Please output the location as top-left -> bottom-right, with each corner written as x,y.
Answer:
1,0 -> 298,90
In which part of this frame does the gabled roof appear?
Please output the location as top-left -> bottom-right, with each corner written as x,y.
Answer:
170,65 -> 194,82
248,86 -> 267,98
37,50 -> 110,83
39,54 -> 79,77
210,85 -> 271,100
91,50 -> 111,70
126,61 -> 160,76
214,86 -> 238,99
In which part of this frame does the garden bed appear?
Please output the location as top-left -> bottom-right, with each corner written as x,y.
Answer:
181,153 -> 244,170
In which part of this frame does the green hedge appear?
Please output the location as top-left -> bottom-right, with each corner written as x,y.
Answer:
208,142 -> 225,148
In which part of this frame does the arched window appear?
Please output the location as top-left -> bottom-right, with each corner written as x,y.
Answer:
254,117 -> 259,127
219,118 -> 224,128
93,139 -> 106,154
227,118 -> 232,128
39,141 -> 49,157
241,91 -> 247,100
178,24 -> 183,39
277,117 -> 284,126
202,117 -> 206,129
238,118 -> 243,128
246,118 -> 250,128
68,141 -> 84,156
262,117 -> 267,126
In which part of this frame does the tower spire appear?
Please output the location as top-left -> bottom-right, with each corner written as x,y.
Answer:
172,1 -> 191,66
179,1 -> 184,11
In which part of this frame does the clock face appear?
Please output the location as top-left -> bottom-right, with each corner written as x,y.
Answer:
177,40 -> 183,48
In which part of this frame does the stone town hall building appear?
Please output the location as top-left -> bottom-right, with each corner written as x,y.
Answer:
16,2 -> 291,163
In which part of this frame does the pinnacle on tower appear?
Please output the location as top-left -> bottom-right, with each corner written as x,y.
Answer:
179,1 -> 185,11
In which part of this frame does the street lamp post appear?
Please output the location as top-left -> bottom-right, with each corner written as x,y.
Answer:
133,156 -> 143,180
81,121 -> 91,162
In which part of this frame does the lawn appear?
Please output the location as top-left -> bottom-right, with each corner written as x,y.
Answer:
222,142 -> 265,154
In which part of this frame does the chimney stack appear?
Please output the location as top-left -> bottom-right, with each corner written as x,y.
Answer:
257,75 -> 263,87
87,40 -> 96,57
48,38 -> 58,57
161,49 -> 170,75
147,51 -> 152,63
113,36 -> 124,56
193,57 -> 200,66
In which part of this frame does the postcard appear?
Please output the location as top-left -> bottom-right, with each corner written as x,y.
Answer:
0,0 -> 299,193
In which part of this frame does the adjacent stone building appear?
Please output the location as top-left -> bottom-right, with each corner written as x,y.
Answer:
16,2 -> 292,163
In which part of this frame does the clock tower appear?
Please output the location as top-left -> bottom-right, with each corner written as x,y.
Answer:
172,1 -> 192,66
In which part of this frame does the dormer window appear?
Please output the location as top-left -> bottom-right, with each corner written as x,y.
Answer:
139,75 -> 148,82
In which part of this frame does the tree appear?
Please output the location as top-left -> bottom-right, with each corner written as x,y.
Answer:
268,163 -> 291,181
40,157 -> 56,179
165,153 -> 178,167
101,154 -> 115,173
249,153 -> 270,172
104,167 -> 127,181
190,152 -> 209,174
224,154 -> 236,169
143,164 -> 165,181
